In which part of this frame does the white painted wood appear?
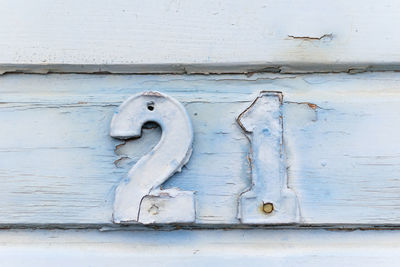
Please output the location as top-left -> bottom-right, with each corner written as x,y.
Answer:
1,0 -> 400,74
237,92 -> 299,224
110,92 -> 194,224
2,72 -> 400,225
0,229 -> 399,266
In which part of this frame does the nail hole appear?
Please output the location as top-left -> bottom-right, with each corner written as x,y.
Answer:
147,102 -> 154,111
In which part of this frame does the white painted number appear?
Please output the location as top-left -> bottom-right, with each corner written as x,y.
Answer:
110,92 -> 195,224
237,92 -> 299,224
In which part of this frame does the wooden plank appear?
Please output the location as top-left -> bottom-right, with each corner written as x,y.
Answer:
0,229 -> 399,266
2,73 -> 400,225
1,0 -> 400,74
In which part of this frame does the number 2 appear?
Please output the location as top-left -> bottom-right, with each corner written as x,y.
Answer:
110,91 -> 195,224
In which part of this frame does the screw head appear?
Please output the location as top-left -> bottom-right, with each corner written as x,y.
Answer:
262,202 -> 274,214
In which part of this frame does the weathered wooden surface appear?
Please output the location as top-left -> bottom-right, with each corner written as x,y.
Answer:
2,73 -> 400,225
1,0 -> 400,74
0,229 -> 398,266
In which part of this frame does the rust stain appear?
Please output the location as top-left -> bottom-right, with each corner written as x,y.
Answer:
289,101 -> 321,110
286,101 -> 331,111
262,202 -> 274,214
307,103 -> 318,110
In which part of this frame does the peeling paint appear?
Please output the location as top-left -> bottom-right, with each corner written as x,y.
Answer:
237,92 -> 300,224
2,63 -> 400,76
287,33 -> 334,41
2,73 -> 400,227
110,91 -> 195,224
114,156 -> 131,168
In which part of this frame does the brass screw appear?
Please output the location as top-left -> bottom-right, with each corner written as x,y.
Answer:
262,202 -> 274,214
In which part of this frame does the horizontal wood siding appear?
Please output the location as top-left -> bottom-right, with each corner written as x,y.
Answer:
1,0 -> 400,74
0,73 -> 400,225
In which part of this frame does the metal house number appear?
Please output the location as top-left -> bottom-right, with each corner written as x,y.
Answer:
237,92 -> 299,224
110,92 -> 195,224
110,91 -> 299,225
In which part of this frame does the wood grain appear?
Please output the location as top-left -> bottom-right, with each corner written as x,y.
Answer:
1,0 -> 400,74
0,229 -> 398,266
1,73 -> 400,225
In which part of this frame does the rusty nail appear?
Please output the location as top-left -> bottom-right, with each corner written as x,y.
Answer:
262,202 -> 274,214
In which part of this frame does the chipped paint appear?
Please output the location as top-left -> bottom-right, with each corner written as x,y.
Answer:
110,92 -> 195,224
287,34 -> 334,41
3,73 -> 400,226
237,92 -> 300,224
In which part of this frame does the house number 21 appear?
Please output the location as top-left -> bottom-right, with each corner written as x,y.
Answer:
110,91 -> 299,224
